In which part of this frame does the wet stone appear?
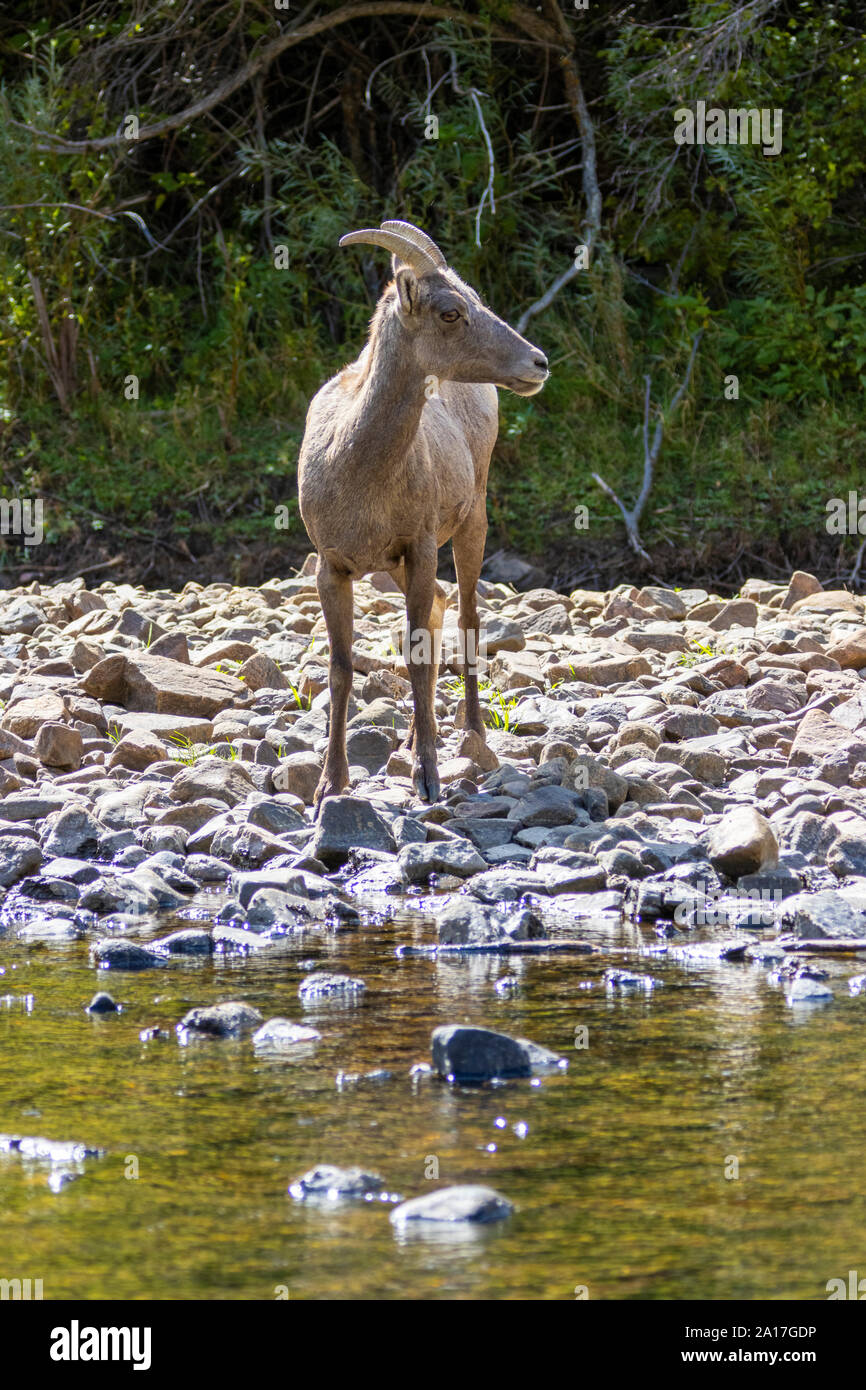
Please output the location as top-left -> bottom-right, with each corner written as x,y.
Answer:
288,1164 -> 385,1202
298,972 -> 366,1001
391,1185 -> 513,1226
431,1024 -> 566,1083
92,939 -> 168,971
177,1001 -> 264,1038
86,991 -> 119,1014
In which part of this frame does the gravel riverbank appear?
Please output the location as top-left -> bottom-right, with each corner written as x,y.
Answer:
3,564 -> 866,1115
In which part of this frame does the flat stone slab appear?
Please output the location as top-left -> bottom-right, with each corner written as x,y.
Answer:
109,711 -> 215,742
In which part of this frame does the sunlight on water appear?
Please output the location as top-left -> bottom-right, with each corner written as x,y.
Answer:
1,891 -> 865,1301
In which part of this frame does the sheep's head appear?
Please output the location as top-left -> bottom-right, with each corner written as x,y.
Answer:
339,220 -> 549,397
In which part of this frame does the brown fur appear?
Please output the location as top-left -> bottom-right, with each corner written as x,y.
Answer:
298,224 -> 548,807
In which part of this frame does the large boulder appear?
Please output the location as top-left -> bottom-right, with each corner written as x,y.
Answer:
83,653 -> 246,716
311,796 -> 396,866
169,756 -> 255,807
707,807 -> 778,879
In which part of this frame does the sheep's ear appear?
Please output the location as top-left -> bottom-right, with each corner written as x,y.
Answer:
394,266 -> 419,315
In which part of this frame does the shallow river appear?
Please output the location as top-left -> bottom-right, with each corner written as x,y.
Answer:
2,890 -> 865,1301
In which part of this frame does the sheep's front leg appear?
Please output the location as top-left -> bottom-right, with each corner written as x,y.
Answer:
452,498 -> 487,739
403,535 -> 440,803
313,557 -> 354,811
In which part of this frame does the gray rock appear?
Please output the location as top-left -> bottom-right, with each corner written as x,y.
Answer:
0,834 -> 43,887
298,972 -> 366,1001
170,756 -> 255,807
345,725 -> 396,773
827,834 -> 866,879
93,784 -> 154,830
151,928 -> 214,955
467,867 -> 548,903
184,853 -> 232,882
19,875 -> 80,904
436,898 -> 507,946
507,785 -> 585,828
272,751 -> 322,803
562,755 -> 629,811
42,805 -> 103,858
246,799 -> 306,836
311,795 -> 395,866
707,807 -> 778,879
40,857 -> 102,884
391,1185 -> 513,1226
252,1018 -> 320,1051
787,974 -> 833,1003
127,867 -> 188,909
781,887 -> 866,939
92,939 -> 168,970
78,874 -> 159,917
288,1164 -> 384,1201
86,991 -> 119,1014
398,840 -> 486,883
431,1023 -> 566,1082
177,1000 -> 264,1037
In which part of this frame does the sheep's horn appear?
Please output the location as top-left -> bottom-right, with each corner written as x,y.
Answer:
380,219 -> 446,269
338,228 -> 439,276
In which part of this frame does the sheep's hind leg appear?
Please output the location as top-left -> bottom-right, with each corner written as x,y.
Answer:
313,557 -> 354,812
451,500 -> 487,739
402,537 -> 441,802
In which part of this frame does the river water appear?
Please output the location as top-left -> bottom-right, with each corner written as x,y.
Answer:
2,888 -> 865,1301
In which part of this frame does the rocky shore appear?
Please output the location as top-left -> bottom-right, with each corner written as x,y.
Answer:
3,565 -> 866,1086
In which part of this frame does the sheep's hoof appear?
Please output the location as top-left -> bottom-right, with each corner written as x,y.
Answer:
413,758 -> 440,804
313,770 -> 349,814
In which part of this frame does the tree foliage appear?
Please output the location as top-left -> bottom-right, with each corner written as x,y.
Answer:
0,0 -> 864,583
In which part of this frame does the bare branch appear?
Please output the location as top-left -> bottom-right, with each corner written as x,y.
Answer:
592,330 -> 703,559
16,4 -> 551,154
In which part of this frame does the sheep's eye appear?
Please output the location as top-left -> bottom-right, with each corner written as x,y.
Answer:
440,309 -> 460,323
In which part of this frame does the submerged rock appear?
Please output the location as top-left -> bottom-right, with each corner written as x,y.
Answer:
298,972 -> 366,1001
91,939 -> 168,971
252,1018 -> 320,1051
288,1164 -> 385,1201
85,991 -> 119,1014
177,1000 -> 264,1037
431,1024 -> 566,1082
391,1185 -> 513,1226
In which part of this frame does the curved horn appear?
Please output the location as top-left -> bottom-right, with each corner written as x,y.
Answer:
380,219 -> 446,269
338,229 -> 438,276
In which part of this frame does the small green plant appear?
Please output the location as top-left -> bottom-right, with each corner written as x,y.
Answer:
677,639 -> 717,668
166,732 -> 199,765
480,680 -> 519,732
107,724 -> 123,745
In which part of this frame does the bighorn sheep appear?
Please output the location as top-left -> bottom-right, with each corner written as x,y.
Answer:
298,220 -> 549,808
